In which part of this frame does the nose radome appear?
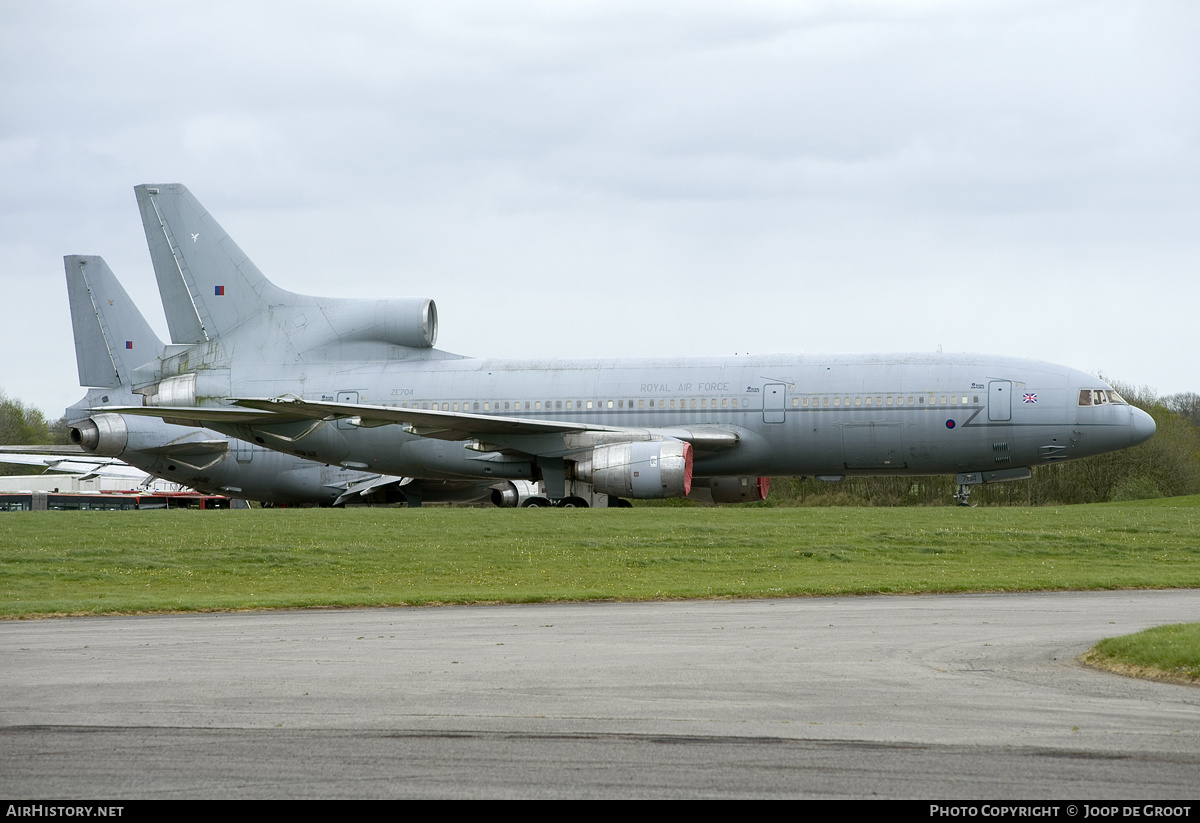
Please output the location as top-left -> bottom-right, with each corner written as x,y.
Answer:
1130,407 -> 1156,446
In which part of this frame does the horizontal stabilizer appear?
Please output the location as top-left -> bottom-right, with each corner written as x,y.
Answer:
139,439 -> 230,457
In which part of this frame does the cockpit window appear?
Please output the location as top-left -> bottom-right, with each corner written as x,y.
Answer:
1078,388 -> 1128,407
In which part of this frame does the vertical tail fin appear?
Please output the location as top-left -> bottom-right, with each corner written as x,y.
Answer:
64,255 -> 164,389
135,183 -> 291,343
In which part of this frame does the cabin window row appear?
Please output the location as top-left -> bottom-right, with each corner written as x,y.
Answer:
794,395 -> 979,408
394,398 -> 748,412
387,394 -> 983,412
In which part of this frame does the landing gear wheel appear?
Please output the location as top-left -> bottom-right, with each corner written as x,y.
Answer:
611,498 -> 634,508
557,496 -> 590,508
521,497 -> 552,508
953,484 -> 977,507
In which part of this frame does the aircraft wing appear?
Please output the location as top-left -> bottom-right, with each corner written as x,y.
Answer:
96,405 -> 298,426
0,451 -> 150,480
232,397 -> 742,453
99,397 -> 742,457
233,397 -> 630,438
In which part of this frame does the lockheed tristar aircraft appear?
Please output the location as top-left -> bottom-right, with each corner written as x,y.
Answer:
90,183 -> 1154,507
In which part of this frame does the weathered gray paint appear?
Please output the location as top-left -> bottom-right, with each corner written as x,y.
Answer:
99,185 -> 1155,501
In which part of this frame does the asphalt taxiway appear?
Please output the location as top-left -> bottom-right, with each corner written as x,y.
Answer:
2,590 -> 1198,798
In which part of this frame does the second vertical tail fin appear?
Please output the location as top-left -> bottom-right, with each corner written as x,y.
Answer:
64,255 -> 164,389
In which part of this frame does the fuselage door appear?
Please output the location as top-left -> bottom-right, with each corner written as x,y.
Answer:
336,391 -> 359,430
763,383 -> 786,424
988,381 -> 1012,422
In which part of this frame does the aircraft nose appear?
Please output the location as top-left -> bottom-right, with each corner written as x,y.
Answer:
1130,406 -> 1156,446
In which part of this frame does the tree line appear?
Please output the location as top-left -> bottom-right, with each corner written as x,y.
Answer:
0,390 -> 71,476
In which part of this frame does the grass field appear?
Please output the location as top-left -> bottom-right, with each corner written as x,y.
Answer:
2,495 -> 1198,617
1083,622 -> 1200,685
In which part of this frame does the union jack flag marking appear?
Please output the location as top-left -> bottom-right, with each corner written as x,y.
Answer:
1023,393 -> 1037,404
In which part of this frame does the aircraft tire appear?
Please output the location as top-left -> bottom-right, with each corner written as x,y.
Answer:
558,497 -> 590,508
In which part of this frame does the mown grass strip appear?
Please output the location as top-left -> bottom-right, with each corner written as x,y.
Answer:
1,496 -> 1197,617
1083,623 -> 1200,685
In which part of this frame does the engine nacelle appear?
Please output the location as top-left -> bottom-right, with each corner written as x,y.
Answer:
70,413 -> 129,457
323,297 -> 438,349
575,440 -> 693,499
490,480 -> 549,508
706,476 -> 770,504
145,373 -> 197,407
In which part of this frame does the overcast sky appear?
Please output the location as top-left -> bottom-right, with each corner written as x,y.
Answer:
2,0 -> 1197,418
